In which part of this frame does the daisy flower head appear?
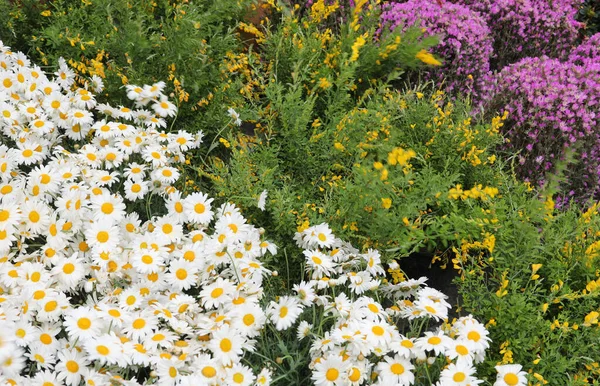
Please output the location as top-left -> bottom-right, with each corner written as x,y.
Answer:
200,277 -> 236,309
168,130 -> 196,152
267,296 -> 303,331
123,162 -> 147,181
309,223 -> 335,249
50,253 -> 86,290
209,325 -> 244,366
304,249 -> 334,279
415,330 -> 449,356
122,311 -> 159,342
231,303 -> 267,337
124,179 -> 149,201
184,192 -> 214,225
84,219 -> 120,253
165,258 -> 198,291
227,107 -> 242,126
83,334 -> 123,365
152,166 -> 180,185
456,318 -> 491,351
375,354 -> 415,386
90,192 -> 126,224
89,75 -> 104,93
439,362 -> 481,386
152,97 -> 177,118
255,368 -> 272,386
63,307 -> 102,341
312,354 -> 350,386
226,363 -> 255,386
55,349 -> 90,386
293,281 -> 317,306
494,364 -> 528,386
414,296 -> 449,322
445,338 -> 478,366
296,320 -> 313,340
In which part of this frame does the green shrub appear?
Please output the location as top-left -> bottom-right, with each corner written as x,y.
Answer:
204,3 -> 506,263
457,182 -> 600,384
0,0 -> 249,137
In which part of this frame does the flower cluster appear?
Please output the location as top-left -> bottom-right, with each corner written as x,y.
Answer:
452,0 -> 582,67
483,51 -> 600,205
381,0 -> 493,98
282,223 -> 527,386
0,42 -> 279,385
568,32 -> 600,66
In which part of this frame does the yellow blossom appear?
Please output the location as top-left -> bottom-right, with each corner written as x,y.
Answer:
583,311 -> 599,327
318,77 -> 332,89
219,138 -> 231,148
350,33 -> 367,62
415,49 -> 441,66
381,198 -> 392,209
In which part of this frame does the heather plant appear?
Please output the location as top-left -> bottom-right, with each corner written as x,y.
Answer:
482,55 -> 600,206
568,32 -> 600,65
380,0 -> 493,99
452,0 -> 583,68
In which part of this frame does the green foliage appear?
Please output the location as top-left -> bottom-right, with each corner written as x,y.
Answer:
579,0 -> 600,36
458,182 -> 600,383
209,82 -> 504,264
0,0 -> 248,137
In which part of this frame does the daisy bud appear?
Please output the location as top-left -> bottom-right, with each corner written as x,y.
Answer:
84,280 -> 94,292
271,271 -> 278,277
276,357 -> 283,364
150,371 -> 158,378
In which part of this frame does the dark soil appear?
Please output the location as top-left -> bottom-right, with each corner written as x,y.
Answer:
400,251 -> 462,320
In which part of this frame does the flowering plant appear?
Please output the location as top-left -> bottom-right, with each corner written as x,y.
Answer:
452,0 -> 582,68
0,42 -> 527,386
381,0 -> 493,98
482,52 -> 600,205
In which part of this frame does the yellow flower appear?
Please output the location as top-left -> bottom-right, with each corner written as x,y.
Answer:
219,138 -> 231,148
415,49 -> 441,66
381,198 -> 392,209
41,10 -> 52,17
350,33 -> 367,62
318,77 -> 332,89
583,311 -> 599,327
333,142 -> 345,151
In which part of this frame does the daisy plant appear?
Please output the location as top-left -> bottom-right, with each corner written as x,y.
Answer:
0,42 -> 525,386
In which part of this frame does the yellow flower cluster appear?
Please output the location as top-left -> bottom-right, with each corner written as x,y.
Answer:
350,33 -> 368,62
448,184 -> 499,201
309,0 -> 339,23
387,147 -> 416,167
415,49 -> 441,66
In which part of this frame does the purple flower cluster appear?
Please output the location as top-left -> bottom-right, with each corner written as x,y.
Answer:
452,0 -> 583,67
484,52 -> 600,205
568,32 -> 600,66
381,0 -> 493,97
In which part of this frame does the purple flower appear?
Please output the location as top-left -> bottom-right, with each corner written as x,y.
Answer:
452,0 -> 583,68
482,49 -> 600,205
381,0 -> 493,98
